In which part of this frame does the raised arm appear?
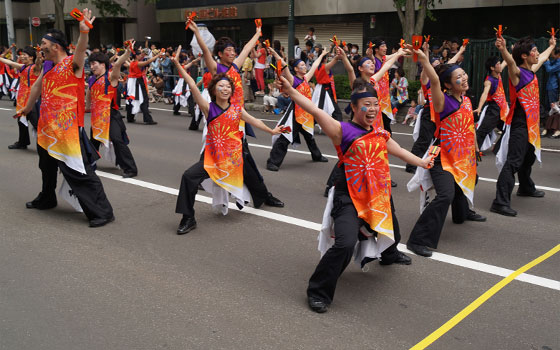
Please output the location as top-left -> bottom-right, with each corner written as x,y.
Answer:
372,48 -> 406,82
109,41 -> 133,85
324,52 -> 340,74
415,47 -> 445,113
305,50 -> 328,81
268,47 -> 293,86
233,27 -> 261,68
32,53 -> 43,75
172,46 -> 208,116
241,109 -> 282,135
533,36 -> 557,73
338,46 -> 356,86
138,51 -> 162,68
495,37 -> 519,87
187,21 -> 217,75
448,44 -> 465,64
278,76 -> 342,143
0,56 -> 24,70
73,8 -> 96,78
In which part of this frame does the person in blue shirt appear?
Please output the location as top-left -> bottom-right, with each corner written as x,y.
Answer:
159,51 -> 173,101
543,47 -> 560,109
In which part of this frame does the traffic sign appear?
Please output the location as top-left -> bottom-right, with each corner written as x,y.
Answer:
31,17 -> 41,27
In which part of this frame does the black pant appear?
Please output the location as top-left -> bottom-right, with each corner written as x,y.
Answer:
382,113 -> 392,135
407,160 -> 469,249
476,102 -> 501,150
307,192 -> 401,304
318,85 -> 343,122
91,109 -> 138,174
36,131 -> 113,221
126,82 -> 154,123
493,110 -> 536,208
406,107 -> 436,172
176,144 -> 271,217
267,120 -> 323,168
17,118 -> 30,146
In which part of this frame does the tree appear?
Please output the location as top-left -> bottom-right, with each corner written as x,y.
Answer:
54,0 -> 158,32
394,0 -> 440,79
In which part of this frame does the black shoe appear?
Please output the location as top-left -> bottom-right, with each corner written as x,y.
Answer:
516,190 -> 545,198
313,156 -> 328,163
266,163 -> 279,171
490,204 -> 517,217
323,186 -> 331,198
26,192 -> 57,210
144,121 -> 158,125
8,142 -> 27,149
391,180 -> 397,188
466,211 -> 487,222
308,297 -> 329,313
405,165 -> 417,174
177,216 -> 197,235
173,112 -> 181,115
265,193 -> 284,207
123,172 -> 137,178
406,243 -> 432,257
127,118 -> 135,123
380,251 -> 412,265
89,216 -> 115,228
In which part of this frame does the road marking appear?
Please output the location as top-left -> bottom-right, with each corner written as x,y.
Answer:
410,244 -> 560,350
246,142 -> 560,192
96,170 -> 560,292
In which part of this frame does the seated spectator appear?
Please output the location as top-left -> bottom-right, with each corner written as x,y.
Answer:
263,82 -> 281,113
544,102 -> 560,138
402,100 -> 418,126
275,91 -> 292,114
149,73 -> 164,103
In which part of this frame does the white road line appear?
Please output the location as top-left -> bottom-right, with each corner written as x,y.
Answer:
96,170 -> 560,292
247,142 -> 560,192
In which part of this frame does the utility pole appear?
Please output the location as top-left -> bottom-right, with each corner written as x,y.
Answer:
287,0 -> 294,60
4,0 -> 16,55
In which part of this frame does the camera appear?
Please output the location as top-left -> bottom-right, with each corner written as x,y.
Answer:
145,36 -> 151,40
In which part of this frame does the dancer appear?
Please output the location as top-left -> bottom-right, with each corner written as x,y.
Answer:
20,10 -> 114,227
406,47 -> 486,258
124,47 -> 162,124
172,50 -> 283,235
491,35 -> 557,217
474,56 -> 508,151
405,42 -> 466,173
86,42 -> 138,178
0,47 -> 41,149
172,56 -> 201,129
187,22 -> 284,209
312,45 -> 343,121
266,48 -> 329,171
278,76 -> 433,313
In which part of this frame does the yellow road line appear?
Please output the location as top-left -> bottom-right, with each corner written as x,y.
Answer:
410,244 -> 560,350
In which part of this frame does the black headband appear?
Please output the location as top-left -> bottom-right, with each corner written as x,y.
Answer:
350,91 -> 376,103
440,65 -> 461,83
43,34 -> 66,48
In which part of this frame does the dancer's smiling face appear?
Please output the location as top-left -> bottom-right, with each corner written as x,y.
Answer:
352,96 -> 379,130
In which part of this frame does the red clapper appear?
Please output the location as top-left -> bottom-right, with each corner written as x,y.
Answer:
255,19 -> 262,36
412,35 -> 423,62
427,145 -> 440,168
424,35 -> 431,43
462,38 -> 469,47
185,12 -> 197,30
494,25 -> 505,38
547,27 -> 557,38
70,8 -> 93,29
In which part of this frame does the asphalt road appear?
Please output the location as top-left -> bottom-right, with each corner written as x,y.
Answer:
1,99 -> 559,350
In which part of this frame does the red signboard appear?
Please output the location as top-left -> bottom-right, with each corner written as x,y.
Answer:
31,17 -> 41,27
185,7 -> 238,20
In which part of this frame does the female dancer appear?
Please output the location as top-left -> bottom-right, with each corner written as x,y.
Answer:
266,48 -> 329,171
278,76 -> 433,313
172,49 -> 283,235
406,47 -> 485,258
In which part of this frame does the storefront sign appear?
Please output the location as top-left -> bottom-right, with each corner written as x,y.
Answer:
185,7 -> 238,20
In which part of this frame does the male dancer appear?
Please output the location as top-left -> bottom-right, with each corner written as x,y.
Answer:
124,48 -> 162,125
86,43 -> 138,178
21,9 -> 114,227
491,35 -> 557,217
